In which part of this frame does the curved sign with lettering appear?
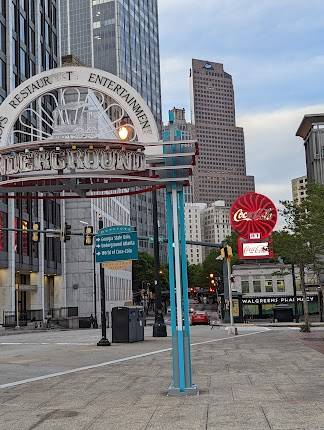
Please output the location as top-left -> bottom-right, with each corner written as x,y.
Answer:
0,66 -> 159,146
230,192 -> 277,240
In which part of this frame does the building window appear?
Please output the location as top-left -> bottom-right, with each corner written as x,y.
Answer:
277,280 -> 285,292
241,280 -> 249,293
253,280 -> 261,293
265,280 -> 273,292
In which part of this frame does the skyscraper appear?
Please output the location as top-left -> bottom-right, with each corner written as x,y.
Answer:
0,1 -> 61,325
61,0 -> 161,124
291,176 -> 307,204
190,59 -> 255,206
61,0 -> 165,259
296,114 -> 324,185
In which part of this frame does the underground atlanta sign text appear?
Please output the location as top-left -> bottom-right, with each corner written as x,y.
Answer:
95,226 -> 138,264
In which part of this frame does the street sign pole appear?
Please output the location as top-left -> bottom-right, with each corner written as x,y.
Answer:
227,259 -> 234,327
223,245 -> 237,336
97,217 -> 111,347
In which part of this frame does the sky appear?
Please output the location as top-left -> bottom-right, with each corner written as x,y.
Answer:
158,0 -> 324,205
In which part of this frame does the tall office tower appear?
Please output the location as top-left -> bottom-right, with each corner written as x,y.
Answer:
202,201 -> 231,258
61,0 -> 165,260
163,107 -> 195,203
184,203 -> 206,264
296,114 -> 324,185
0,1 -> 61,325
291,176 -> 307,204
190,59 -> 255,206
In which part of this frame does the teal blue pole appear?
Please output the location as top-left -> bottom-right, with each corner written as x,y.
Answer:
166,189 -> 176,337
178,188 -> 193,387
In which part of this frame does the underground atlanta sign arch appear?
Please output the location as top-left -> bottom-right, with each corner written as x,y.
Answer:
0,65 -> 199,396
0,66 -> 159,146
0,66 -> 197,197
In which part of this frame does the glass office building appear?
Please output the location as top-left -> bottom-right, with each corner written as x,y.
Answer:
0,0 -> 61,325
61,0 -> 165,259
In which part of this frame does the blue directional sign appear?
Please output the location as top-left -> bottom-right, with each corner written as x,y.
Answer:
95,225 -> 138,263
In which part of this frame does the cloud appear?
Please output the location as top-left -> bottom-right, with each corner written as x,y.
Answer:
238,103 -> 324,204
158,0 -> 324,212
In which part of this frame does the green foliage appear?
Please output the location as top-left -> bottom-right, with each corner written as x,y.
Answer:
276,183 -> 324,270
202,249 -> 223,278
187,263 -> 205,288
132,252 -> 169,291
275,182 -> 324,329
132,252 -> 155,291
187,249 -> 224,290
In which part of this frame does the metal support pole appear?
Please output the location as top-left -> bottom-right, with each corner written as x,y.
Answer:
15,283 -> 20,328
93,247 -> 98,329
167,185 -> 198,396
152,189 -> 167,337
291,263 -> 298,321
227,259 -> 234,327
227,259 -> 237,335
178,188 -> 193,388
97,217 -> 110,346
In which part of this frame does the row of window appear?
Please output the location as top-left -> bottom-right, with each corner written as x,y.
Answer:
241,279 -> 285,294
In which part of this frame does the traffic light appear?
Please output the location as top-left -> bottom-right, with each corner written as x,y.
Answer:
84,226 -> 94,246
32,222 -> 40,243
221,245 -> 233,260
63,222 -> 72,242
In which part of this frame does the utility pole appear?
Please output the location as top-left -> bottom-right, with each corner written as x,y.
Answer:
221,245 -> 237,335
97,217 -> 110,346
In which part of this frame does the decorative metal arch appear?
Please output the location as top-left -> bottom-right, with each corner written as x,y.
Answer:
0,66 -> 196,198
0,66 -> 159,146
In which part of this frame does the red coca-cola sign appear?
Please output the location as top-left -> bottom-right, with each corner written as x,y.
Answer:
230,192 -> 277,240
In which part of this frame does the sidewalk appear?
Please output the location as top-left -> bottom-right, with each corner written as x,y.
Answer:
1,328 -> 324,429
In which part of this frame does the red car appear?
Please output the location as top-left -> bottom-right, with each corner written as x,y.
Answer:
191,311 -> 209,325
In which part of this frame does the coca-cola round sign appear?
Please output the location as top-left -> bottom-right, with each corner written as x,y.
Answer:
230,192 -> 277,240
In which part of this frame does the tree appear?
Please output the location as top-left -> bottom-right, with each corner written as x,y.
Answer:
274,183 -> 324,330
132,252 -> 155,292
132,252 -> 169,300
188,263 -> 205,289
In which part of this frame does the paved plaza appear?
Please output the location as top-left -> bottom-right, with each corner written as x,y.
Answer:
0,326 -> 324,429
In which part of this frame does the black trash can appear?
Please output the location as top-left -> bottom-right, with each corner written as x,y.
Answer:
273,304 -> 294,322
112,306 -> 144,343
79,317 -> 91,328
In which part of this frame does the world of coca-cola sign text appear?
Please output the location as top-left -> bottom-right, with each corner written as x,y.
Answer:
230,192 -> 277,240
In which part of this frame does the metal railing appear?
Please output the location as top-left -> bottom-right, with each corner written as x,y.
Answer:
2,307 -> 78,328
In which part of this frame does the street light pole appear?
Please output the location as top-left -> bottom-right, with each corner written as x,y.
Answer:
97,217 -> 110,346
152,188 -> 167,337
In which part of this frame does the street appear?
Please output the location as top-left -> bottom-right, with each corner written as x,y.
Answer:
1,326 -> 324,429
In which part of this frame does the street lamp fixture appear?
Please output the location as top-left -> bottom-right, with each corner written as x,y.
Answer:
118,126 -> 129,141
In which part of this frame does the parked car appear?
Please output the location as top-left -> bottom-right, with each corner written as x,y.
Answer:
191,311 -> 209,325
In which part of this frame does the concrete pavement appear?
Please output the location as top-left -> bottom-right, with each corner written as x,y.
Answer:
0,327 -> 324,429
